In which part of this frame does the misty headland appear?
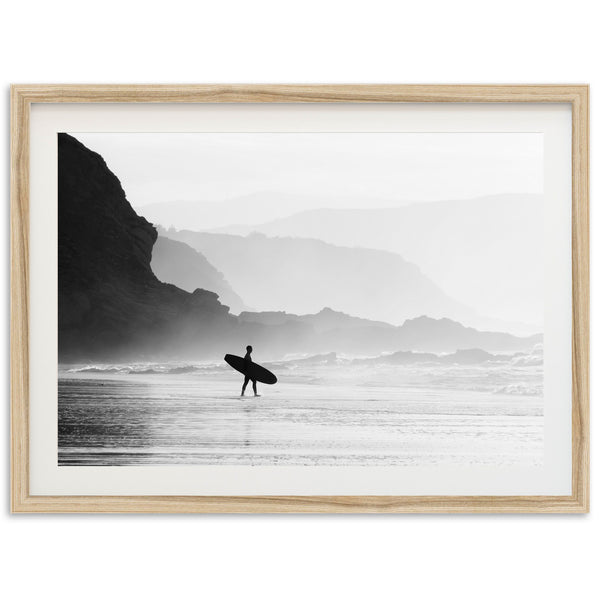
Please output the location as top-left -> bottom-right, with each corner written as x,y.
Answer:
58,133 -> 541,363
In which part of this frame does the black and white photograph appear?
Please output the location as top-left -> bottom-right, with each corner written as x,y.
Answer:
58,130 -> 545,467
4,0 -> 596,594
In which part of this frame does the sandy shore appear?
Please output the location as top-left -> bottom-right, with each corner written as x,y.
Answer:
58,364 -> 543,466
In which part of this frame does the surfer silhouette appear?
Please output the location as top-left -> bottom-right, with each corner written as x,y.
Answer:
224,347 -> 277,393
241,345 -> 258,397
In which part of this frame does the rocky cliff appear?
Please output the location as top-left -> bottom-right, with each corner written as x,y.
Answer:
58,133 -> 234,360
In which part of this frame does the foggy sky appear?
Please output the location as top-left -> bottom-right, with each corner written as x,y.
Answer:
72,132 -> 543,214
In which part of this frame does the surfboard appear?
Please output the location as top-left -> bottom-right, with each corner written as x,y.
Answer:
224,354 -> 278,385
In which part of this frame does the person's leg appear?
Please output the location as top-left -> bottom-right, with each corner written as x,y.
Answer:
252,379 -> 258,396
242,375 -> 250,396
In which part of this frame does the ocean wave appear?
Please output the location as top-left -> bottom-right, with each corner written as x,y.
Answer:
68,366 -> 127,374
510,356 -> 543,367
68,363 -> 224,375
509,344 -> 544,367
493,383 -> 543,396
131,365 -> 207,375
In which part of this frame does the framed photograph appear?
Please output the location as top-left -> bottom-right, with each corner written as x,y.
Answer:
11,85 -> 589,513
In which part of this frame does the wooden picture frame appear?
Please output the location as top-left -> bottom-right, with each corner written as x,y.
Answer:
11,84 -> 589,513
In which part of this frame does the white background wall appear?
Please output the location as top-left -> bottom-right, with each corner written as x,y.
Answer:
1,1 -> 596,598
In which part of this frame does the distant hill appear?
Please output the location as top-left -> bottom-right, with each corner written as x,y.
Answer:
160,229 -> 477,327
240,308 -> 542,354
151,236 -> 246,314
139,191 -> 331,231
213,195 -> 543,332
239,307 -> 391,333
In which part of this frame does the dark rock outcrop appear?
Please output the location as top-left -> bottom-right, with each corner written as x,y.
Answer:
58,133 -> 235,360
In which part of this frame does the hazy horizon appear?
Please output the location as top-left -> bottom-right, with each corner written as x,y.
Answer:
73,132 -> 543,212
69,132 -> 544,330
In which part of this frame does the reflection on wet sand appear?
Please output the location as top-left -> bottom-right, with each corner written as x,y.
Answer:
58,363 -> 543,466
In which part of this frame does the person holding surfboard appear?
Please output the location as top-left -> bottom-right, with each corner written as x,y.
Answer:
241,345 -> 258,397
224,347 -> 278,396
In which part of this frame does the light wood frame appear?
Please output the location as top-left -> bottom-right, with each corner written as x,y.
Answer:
10,84 -> 589,513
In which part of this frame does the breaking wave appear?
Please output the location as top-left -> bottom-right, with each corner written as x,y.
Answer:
493,383 -> 543,396
67,363 -> 225,375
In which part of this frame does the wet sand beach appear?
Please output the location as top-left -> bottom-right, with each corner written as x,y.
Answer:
58,361 -> 543,466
